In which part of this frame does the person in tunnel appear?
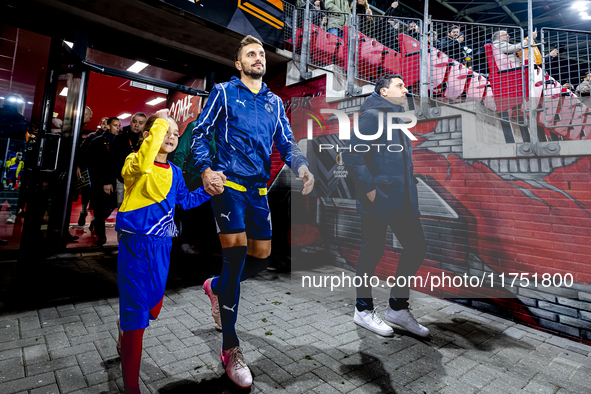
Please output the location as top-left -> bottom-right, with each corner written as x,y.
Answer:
343,74 -> 429,338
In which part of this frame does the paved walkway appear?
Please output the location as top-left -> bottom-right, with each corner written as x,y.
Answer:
0,251 -> 590,393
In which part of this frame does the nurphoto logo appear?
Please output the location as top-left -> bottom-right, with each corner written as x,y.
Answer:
306,109 -> 417,153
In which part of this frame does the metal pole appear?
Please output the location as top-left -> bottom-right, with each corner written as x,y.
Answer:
292,8 -> 298,59
300,1 -> 311,80
346,5 -> 357,96
419,0 -> 430,116
527,0 -> 538,146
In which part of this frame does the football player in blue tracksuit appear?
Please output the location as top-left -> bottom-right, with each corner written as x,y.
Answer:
191,35 -> 315,388
116,109 -> 215,394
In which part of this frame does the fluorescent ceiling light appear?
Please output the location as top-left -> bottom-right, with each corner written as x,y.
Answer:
146,97 -> 167,106
0,97 -> 4,100
118,113 -> 132,119
27,101 -> 33,104
127,61 -> 149,73
59,87 -> 68,96
64,41 -> 74,48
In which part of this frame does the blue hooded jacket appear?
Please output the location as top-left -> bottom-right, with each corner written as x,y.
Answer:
343,92 -> 419,217
191,76 -> 308,189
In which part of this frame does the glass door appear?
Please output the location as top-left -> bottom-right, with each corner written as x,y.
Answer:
19,38 -> 89,257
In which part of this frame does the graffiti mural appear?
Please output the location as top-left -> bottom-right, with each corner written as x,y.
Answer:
287,93 -> 591,342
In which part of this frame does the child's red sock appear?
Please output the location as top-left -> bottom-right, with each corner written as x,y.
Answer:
150,297 -> 163,320
121,327 -> 145,394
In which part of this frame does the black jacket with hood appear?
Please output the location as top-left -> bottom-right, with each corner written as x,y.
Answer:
343,92 -> 418,217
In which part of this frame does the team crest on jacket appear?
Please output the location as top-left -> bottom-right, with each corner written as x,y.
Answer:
265,103 -> 273,113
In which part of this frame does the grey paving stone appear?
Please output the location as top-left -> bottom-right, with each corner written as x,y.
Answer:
523,380 -> 560,394
23,344 -> 49,365
0,357 -> 25,383
55,366 -> 87,393
29,383 -> 60,394
19,315 -> 41,332
0,348 -> 21,362
50,342 -> 96,360
0,372 -> 56,394
76,350 -> 104,375
26,356 -> 78,376
0,325 -> 20,342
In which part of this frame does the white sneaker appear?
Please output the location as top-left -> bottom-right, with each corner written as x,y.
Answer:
384,305 -> 430,337
354,308 -> 394,337
6,214 -> 16,224
221,346 -> 252,388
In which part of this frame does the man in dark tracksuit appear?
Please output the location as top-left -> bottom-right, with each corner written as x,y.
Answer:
343,74 -> 429,338
192,35 -> 314,388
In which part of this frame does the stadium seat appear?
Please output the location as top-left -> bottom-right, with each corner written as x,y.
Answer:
428,48 -> 450,91
382,47 -> 401,76
335,26 -> 349,69
444,60 -> 469,100
357,32 -> 385,80
466,71 -> 487,102
310,24 -> 339,65
484,43 -> 526,112
398,34 -> 421,86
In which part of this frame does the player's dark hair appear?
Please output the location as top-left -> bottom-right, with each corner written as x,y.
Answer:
107,117 -> 119,125
374,74 -> 404,95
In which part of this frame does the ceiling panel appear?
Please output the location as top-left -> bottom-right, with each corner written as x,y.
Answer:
84,71 -> 167,132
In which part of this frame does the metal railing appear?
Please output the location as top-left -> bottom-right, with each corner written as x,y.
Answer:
430,20 -> 527,127
355,14 -> 423,96
306,8 -> 349,78
541,27 -> 591,140
281,1 -> 591,142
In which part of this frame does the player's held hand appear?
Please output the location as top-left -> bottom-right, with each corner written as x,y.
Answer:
298,165 -> 315,195
202,168 -> 226,196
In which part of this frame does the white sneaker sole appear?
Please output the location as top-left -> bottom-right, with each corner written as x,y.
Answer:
354,314 -> 394,337
384,315 -> 430,338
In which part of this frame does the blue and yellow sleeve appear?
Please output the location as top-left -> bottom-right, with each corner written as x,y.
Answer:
121,118 -> 169,179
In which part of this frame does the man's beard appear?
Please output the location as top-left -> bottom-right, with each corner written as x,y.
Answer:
242,62 -> 266,78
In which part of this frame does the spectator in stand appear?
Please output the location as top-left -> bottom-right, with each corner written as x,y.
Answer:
575,72 -> 590,96
297,0 -> 326,29
576,72 -> 591,108
491,29 -> 536,67
374,2 -> 401,51
438,25 -> 465,63
492,30 -> 560,71
111,112 -> 147,207
353,0 -> 375,38
85,117 -> 120,246
406,22 -> 420,41
429,30 -> 439,47
384,1 -> 400,17
325,0 -> 349,38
